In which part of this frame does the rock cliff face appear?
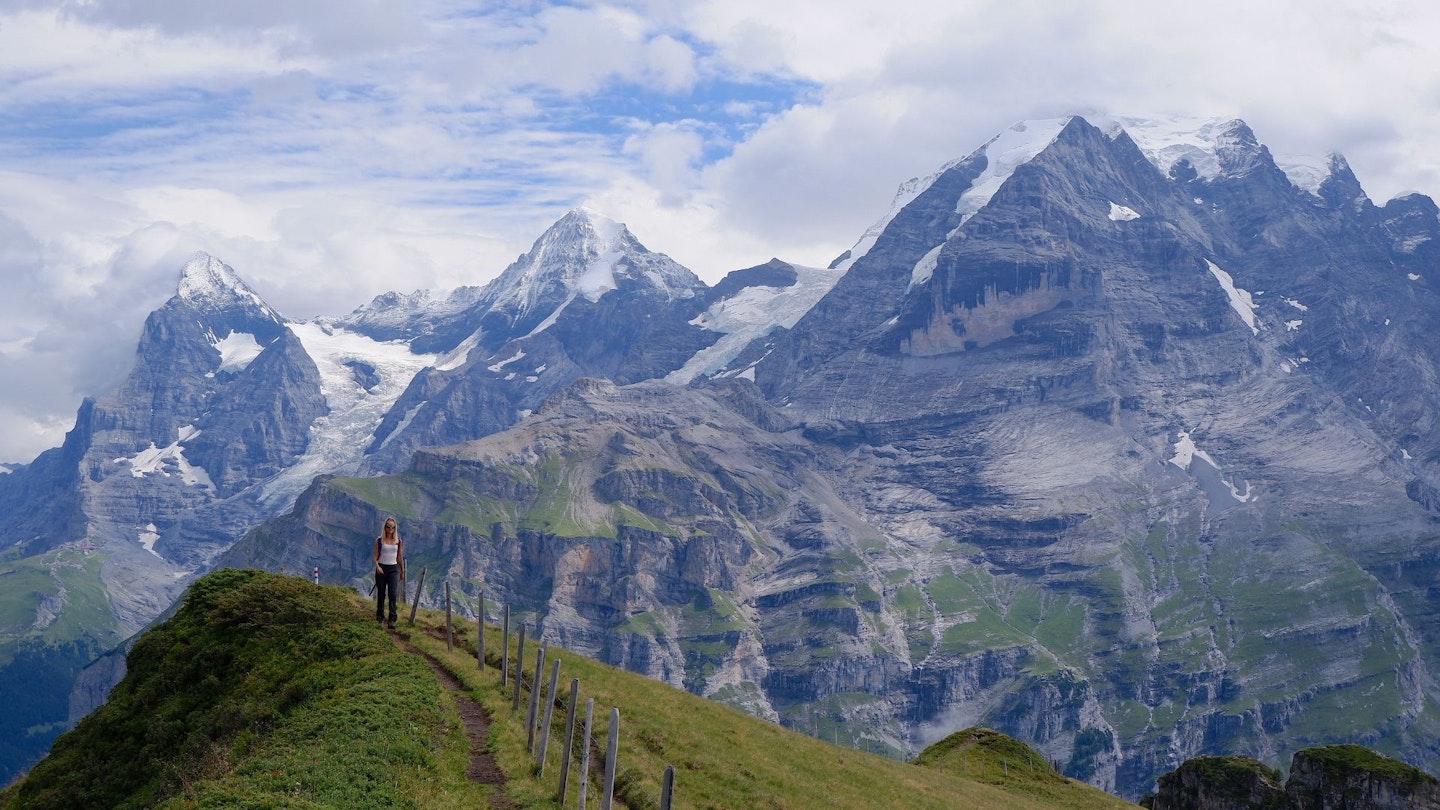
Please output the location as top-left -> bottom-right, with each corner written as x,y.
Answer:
739,116 -> 1440,795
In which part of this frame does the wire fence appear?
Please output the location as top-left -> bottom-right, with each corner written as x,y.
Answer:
395,574 -> 677,809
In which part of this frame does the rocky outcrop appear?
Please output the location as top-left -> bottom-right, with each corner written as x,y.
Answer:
1285,746 -> 1440,810
1147,757 -> 1286,810
67,648 -> 128,726
1146,747 -> 1440,810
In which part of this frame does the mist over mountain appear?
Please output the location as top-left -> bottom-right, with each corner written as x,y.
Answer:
3,114 -> 1440,799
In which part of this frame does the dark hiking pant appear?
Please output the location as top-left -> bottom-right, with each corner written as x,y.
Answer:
376,563 -> 400,623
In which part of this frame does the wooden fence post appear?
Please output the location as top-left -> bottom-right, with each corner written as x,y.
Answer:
660,765 -> 675,810
537,657 -> 561,773
443,580 -> 453,652
527,643 -> 547,753
501,605 -> 510,687
601,708 -> 620,810
557,678 -> 580,804
406,567 -> 426,626
512,623 -> 526,711
578,698 -> 594,810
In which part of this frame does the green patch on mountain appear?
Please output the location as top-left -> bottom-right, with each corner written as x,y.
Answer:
616,608 -> 667,638
434,489 -> 516,534
330,472 -> 430,520
1301,744 -> 1438,788
922,567 -> 1038,657
0,549 -> 113,649
683,588 -> 746,633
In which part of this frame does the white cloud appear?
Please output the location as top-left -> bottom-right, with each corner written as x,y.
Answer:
0,9 -> 309,103
443,4 -> 699,97
622,120 -> 706,202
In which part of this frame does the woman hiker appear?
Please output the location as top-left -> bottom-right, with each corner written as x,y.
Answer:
374,517 -> 406,628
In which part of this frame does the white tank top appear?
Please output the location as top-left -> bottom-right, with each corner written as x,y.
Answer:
378,540 -> 399,565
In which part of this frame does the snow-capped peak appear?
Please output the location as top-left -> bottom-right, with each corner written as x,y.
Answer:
1097,114 -> 1250,181
485,207 -> 702,321
1100,114 -> 1341,195
176,252 -> 282,322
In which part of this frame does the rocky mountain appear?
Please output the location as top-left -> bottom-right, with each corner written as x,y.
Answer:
220,115 -> 1440,800
0,254 -> 334,781
7,113 -> 1440,800
344,208 -> 717,470
0,210 -> 812,781
735,115 -> 1440,793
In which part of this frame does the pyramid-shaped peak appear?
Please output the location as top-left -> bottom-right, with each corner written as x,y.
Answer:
175,252 -> 282,322
484,208 -> 702,318
542,207 -> 634,252
565,205 -> 620,228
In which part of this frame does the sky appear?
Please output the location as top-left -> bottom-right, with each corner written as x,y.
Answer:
1,0 -> 1438,462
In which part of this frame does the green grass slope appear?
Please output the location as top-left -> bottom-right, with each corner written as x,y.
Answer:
3,568 -> 1137,809
406,630 -> 1134,810
0,568 -> 458,810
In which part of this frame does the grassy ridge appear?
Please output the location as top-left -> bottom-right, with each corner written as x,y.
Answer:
3,568 -> 1137,809
0,569 -> 466,809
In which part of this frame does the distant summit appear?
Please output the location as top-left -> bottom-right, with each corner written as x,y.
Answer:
478,206 -> 704,337
175,252 -> 283,322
